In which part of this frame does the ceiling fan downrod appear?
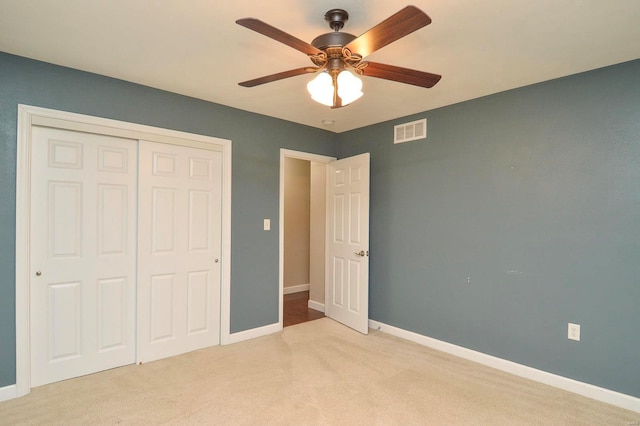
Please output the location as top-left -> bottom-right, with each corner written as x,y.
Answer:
311,9 -> 357,51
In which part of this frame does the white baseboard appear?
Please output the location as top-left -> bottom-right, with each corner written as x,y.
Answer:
369,320 -> 640,414
0,384 -> 17,402
308,300 -> 325,313
283,283 -> 310,295
226,322 -> 282,345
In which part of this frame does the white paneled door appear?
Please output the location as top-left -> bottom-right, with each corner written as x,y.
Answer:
29,128 -> 224,386
30,127 -> 137,387
137,141 -> 222,363
325,153 -> 370,334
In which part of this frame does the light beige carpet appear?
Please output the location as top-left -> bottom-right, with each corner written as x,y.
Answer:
1,318 -> 638,425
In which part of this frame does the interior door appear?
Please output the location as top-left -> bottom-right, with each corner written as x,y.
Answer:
137,140 -> 222,363
325,153 -> 370,334
30,127 -> 137,387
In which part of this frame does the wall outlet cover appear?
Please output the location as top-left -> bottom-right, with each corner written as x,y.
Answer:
568,323 -> 581,341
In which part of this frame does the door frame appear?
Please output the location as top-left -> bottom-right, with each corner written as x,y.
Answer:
278,149 -> 335,328
15,104 -> 232,397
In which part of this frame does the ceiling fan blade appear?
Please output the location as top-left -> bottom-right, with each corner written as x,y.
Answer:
236,18 -> 323,56
239,67 -> 318,87
361,62 -> 441,88
344,6 -> 432,58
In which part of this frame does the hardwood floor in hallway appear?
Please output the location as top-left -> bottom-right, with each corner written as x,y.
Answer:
283,290 -> 324,327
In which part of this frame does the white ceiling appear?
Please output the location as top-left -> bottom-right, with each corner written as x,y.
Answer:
1,1 -> 639,133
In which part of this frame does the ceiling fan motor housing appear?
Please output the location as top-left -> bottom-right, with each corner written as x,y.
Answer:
311,32 -> 357,50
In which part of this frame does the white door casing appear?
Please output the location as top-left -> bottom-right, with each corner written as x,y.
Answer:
30,127 -> 137,386
137,140 -> 223,363
278,149 -> 335,329
325,153 -> 370,334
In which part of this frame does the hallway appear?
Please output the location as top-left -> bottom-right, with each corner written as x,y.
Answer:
283,291 -> 324,327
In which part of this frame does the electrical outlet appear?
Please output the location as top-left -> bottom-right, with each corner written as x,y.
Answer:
263,219 -> 270,231
568,323 -> 581,341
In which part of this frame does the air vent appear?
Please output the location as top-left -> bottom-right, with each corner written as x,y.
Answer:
394,118 -> 427,144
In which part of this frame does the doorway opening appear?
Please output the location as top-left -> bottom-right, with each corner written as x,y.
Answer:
279,150 -> 335,328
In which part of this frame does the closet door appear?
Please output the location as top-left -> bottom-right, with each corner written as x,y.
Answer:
30,127 -> 137,387
137,141 -> 222,363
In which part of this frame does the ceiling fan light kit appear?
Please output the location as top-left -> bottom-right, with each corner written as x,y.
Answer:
307,70 -> 363,107
236,6 -> 441,109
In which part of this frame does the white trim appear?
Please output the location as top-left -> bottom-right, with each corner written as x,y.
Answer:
369,320 -> 640,414
26,109 -> 226,150
226,322 -> 281,345
280,149 -> 338,163
278,149 -> 336,330
0,384 -> 18,402
308,300 -> 325,313
15,106 -> 33,398
219,137 -> 232,345
15,104 -> 233,398
283,283 -> 310,295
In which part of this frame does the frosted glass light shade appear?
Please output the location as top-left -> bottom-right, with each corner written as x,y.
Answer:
337,70 -> 363,105
307,70 -> 363,107
307,72 -> 334,106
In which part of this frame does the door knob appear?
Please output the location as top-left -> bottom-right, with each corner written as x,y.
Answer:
35,271 -> 42,276
354,250 -> 365,257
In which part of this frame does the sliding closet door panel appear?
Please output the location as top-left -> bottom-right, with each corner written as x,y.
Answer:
137,141 -> 222,363
30,127 -> 137,387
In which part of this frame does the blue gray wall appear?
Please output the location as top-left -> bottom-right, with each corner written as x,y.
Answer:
337,59 -> 640,398
0,52 -> 337,387
2,50 -> 639,399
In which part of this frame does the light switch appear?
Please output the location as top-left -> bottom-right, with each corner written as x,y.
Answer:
264,219 -> 270,231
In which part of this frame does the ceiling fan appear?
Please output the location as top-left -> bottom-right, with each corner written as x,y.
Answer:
236,6 -> 441,108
